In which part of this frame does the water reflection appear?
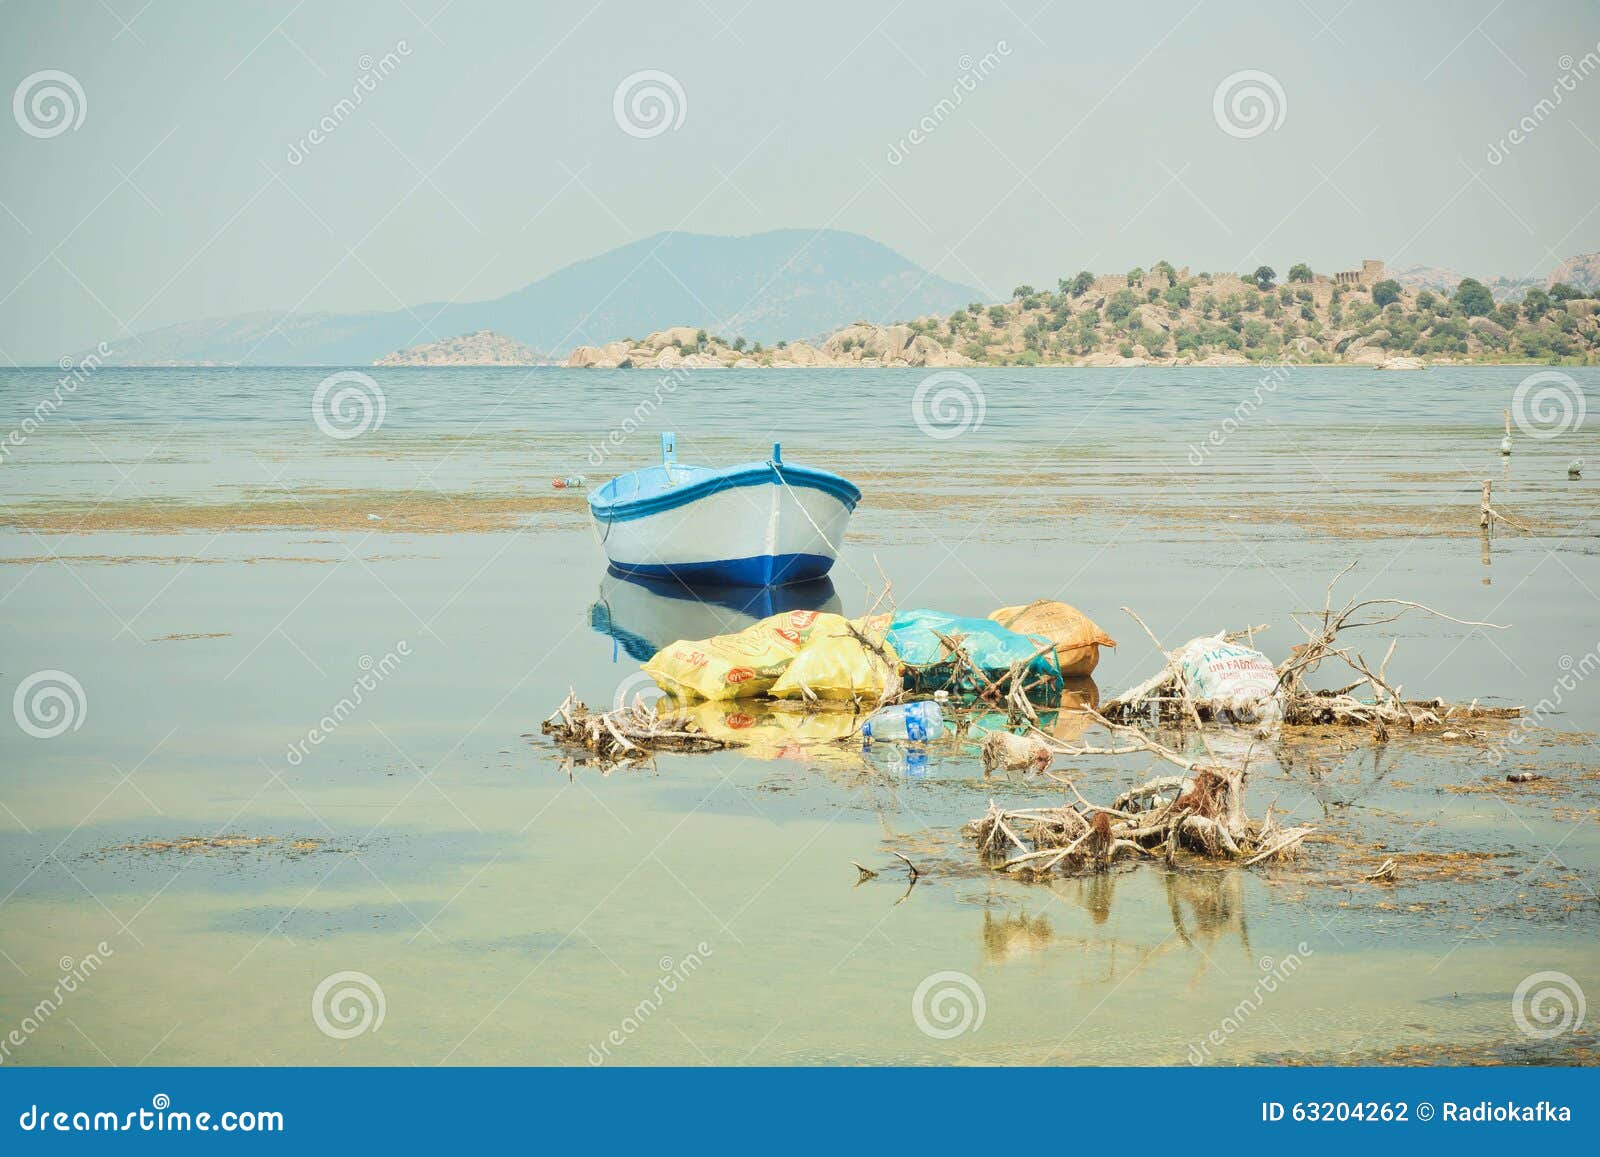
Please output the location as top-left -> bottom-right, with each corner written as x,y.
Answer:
589,569 -> 842,661
980,870 -> 1252,974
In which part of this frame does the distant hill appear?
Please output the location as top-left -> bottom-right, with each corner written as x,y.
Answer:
87,230 -> 979,366
374,330 -> 543,366
1547,253 -> 1600,291
1389,265 -> 1540,301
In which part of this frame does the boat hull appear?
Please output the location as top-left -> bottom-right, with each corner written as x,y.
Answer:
591,473 -> 854,587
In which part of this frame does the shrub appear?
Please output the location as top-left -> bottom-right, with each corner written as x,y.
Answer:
1106,289 -> 1140,322
1451,277 -> 1494,317
1371,279 -> 1403,307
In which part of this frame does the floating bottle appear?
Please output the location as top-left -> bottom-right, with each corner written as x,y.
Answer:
861,701 -> 943,743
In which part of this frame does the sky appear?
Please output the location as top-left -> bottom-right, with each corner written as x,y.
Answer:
1,0 -> 1598,362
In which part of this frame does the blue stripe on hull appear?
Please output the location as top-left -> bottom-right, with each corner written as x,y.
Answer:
608,552 -> 836,587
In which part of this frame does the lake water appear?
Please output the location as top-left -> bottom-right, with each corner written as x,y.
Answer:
1,365 -> 1597,1066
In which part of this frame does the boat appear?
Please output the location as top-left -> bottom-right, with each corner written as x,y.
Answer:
588,433 -> 859,587
589,571 -> 842,661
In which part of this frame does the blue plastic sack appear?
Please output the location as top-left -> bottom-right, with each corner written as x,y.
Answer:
886,610 -> 1063,696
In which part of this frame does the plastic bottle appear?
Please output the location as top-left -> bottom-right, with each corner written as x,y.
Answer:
861,701 -> 943,743
552,474 -> 587,489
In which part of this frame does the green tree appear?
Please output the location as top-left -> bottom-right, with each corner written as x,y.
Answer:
1371,279 -> 1402,307
1105,289 -> 1140,322
1550,282 -> 1583,302
1287,263 -> 1313,283
731,336 -> 747,351
1068,271 -> 1095,297
987,304 -> 1010,327
1251,265 -> 1277,290
1521,287 -> 1551,320
694,328 -> 708,349
1012,285 -> 1035,300
1127,267 -> 1144,288
1451,277 -> 1494,317
1151,260 -> 1177,286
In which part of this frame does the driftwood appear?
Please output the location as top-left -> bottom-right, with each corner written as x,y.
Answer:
541,690 -> 724,763
964,776 -> 1313,878
1101,567 -> 1519,734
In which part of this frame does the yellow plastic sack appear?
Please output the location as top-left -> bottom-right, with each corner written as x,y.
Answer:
770,633 -> 900,701
644,610 -> 848,701
990,600 -> 1116,677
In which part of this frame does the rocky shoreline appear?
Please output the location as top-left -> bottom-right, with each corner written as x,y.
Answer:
556,261 -> 1600,370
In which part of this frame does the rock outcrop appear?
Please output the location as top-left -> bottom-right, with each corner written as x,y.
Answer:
563,262 -> 1600,369
375,330 -> 543,366
565,323 -> 973,369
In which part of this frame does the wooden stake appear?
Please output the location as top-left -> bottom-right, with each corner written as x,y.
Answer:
1480,479 -> 1493,530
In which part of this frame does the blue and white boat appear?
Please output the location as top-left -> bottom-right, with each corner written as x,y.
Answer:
588,433 -> 860,587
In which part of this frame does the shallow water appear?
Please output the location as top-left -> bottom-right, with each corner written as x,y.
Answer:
1,365 -> 1597,1066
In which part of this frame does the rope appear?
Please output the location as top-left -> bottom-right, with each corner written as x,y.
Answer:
770,461 -> 843,559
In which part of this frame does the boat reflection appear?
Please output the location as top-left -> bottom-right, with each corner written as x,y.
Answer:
589,568 -> 842,661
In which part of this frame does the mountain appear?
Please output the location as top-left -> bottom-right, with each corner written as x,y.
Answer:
89,230 -> 980,366
1547,253 -> 1600,291
1389,264 -> 1540,301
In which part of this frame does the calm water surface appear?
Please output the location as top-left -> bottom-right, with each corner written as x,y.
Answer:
1,366 -> 1597,1065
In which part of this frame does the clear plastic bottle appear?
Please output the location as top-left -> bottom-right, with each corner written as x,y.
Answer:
552,474 -> 588,489
861,701 -> 943,743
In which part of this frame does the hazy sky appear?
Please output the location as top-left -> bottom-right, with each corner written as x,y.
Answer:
2,0 -> 1598,361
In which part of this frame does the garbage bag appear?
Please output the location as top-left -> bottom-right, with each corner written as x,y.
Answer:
1174,633 -> 1282,720
886,609 -> 1063,695
989,600 -> 1116,676
770,633 -> 900,701
644,610 -> 849,701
